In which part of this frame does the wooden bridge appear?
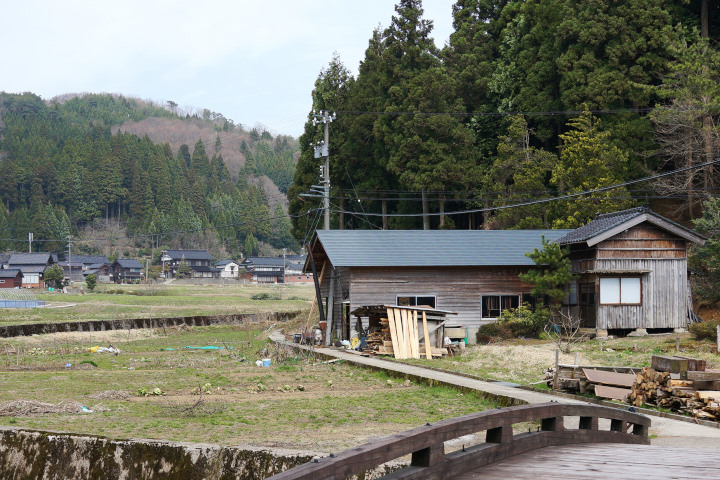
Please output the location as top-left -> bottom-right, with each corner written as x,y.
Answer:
266,402 -> 705,479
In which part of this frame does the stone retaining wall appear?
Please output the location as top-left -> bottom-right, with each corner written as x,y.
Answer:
0,311 -> 299,339
0,427 -> 314,480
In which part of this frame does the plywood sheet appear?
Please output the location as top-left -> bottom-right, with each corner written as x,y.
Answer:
594,385 -> 631,401
583,368 -> 635,387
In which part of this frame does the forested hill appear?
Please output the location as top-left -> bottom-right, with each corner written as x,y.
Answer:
290,0 -> 720,237
0,92 -> 299,258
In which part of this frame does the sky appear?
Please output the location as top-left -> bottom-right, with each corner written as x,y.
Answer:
1,1 -> 455,138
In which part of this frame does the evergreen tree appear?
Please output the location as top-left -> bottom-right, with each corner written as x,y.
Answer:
550,111 -> 636,228
191,139 -> 210,177
485,116 -> 556,228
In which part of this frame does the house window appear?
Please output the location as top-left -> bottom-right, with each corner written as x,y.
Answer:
600,277 -> 641,305
0,280 -> 5,284
481,295 -> 519,318
564,281 -> 578,306
396,295 -> 436,308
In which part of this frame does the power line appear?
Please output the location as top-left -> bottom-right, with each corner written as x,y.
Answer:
332,104 -> 720,119
330,158 -> 720,218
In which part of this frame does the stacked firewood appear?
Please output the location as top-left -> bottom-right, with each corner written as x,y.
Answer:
629,366 -> 720,421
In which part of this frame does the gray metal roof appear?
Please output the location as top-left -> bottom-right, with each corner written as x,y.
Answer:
0,269 -> 22,278
557,206 -> 705,245
314,229 -> 573,267
8,252 -> 54,265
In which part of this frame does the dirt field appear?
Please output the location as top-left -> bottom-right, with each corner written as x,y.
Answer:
406,333 -> 720,385
0,324 -> 496,452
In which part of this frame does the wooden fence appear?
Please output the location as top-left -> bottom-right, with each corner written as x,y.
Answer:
266,402 -> 649,480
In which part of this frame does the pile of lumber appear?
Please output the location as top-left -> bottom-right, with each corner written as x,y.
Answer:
370,307 -> 447,359
628,355 -> 720,421
549,364 -> 640,394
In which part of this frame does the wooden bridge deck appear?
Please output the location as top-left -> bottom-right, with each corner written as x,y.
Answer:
457,444 -> 720,480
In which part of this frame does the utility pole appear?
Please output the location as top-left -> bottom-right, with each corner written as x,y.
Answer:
312,111 -> 336,230
28,232 -> 33,253
67,235 -> 73,283
282,247 -> 286,284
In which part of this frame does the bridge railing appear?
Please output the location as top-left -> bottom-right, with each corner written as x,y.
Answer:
266,402 -> 649,480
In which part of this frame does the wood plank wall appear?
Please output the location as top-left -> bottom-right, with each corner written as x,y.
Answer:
346,265 -> 536,329
573,224 -> 690,330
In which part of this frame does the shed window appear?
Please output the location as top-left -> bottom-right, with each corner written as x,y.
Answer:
481,295 -> 519,318
0,280 -> 4,284
600,277 -> 641,305
396,295 -> 436,308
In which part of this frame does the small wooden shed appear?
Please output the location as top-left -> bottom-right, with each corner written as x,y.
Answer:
305,229 -> 571,344
557,206 -> 706,334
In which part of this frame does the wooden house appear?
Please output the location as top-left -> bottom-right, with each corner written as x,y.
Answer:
7,252 -> 55,288
112,259 -> 143,283
557,206 -> 705,335
305,229 -> 571,343
84,263 -> 112,283
163,250 -> 219,278
241,256 -> 285,283
0,270 -> 23,288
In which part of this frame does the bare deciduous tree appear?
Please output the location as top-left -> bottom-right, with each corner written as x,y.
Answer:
544,309 -> 584,354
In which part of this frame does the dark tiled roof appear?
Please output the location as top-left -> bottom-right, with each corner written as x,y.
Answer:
556,206 -> 704,245
313,229 -> 572,268
189,266 -> 220,273
71,255 -> 110,265
165,250 -> 214,261
0,269 -> 22,278
114,259 -> 143,269
0,254 -> 11,265
242,257 -> 285,267
8,252 -> 54,265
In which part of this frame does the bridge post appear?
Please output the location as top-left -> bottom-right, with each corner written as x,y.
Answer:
486,424 -> 513,443
541,416 -> 564,432
610,419 -> 627,433
411,443 -> 445,467
579,416 -> 598,430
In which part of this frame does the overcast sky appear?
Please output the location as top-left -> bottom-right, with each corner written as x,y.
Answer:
1,1 -> 455,138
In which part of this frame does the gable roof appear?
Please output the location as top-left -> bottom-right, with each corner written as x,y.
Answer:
557,206 -> 706,246
0,253 -> 10,265
242,257 -> 286,267
215,259 -> 238,267
310,229 -> 572,268
165,250 -> 214,261
8,252 -> 54,265
71,255 -> 110,265
0,269 -> 22,278
113,258 -> 143,269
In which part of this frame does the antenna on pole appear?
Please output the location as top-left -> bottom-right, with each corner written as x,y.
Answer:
312,110 -> 336,230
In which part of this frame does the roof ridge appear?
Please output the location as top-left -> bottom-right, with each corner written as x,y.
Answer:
594,205 -> 649,220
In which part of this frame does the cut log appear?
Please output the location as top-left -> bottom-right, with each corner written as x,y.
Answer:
652,355 -> 688,374
696,391 -> 720,401
687,371 -> 720,381
674,356 -> 706,372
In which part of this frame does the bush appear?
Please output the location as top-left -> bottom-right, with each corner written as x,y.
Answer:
251,293 -> 281,301
689,319 -> 720,342
476,322 -> 513,344
475,304 -> 551,344
498,304 -> 550,338
85,274 -> 97,291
